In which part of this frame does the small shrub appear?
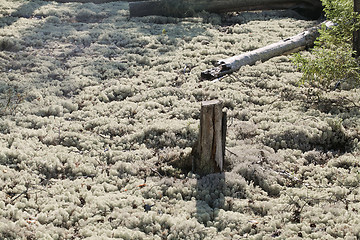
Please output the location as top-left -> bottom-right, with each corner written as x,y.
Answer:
292,0 -> 360,89
0,88 -> 24,116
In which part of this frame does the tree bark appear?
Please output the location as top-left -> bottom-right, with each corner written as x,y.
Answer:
129,0 -> 323,18
193,100 -> 226,176
354,0 -> 360,58
201,21 -> 334,80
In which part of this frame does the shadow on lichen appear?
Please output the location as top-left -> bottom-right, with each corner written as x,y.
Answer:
0,1 -> 48,28
158,147 -> 228,227
262,123 -> 356,153
195,173 -> 226,227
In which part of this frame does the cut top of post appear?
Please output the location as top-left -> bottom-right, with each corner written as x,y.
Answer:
201,99 -> 222,106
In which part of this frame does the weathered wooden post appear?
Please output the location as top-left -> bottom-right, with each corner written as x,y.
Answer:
193,100 -> 227,176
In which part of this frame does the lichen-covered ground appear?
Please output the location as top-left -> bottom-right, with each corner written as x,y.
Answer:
1,0 -> 360,239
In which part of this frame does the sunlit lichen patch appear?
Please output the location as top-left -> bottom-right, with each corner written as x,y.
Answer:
1,0 -> 360,239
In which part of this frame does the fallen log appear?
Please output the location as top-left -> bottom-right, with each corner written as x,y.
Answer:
201,21 -> 335,81
43,0 -> 143,3
129,0 -> 323,18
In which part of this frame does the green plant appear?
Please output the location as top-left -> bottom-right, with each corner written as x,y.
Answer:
292,0 -> 360,89
0,88 -> 24,116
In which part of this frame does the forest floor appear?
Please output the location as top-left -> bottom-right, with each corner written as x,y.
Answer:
1,1 -> 360,239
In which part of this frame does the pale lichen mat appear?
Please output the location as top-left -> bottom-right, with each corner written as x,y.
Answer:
0,0 -> 360,239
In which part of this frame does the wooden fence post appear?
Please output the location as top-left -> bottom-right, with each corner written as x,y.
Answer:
193,100 -> 227,176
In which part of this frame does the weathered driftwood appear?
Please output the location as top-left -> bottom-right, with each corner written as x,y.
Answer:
193,100 -> 227,176
201,21 -> 335,80
129,0 -> 323,18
